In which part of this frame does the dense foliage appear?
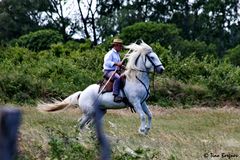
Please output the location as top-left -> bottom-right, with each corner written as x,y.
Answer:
120,22 -> 180,47
0,44 -> 103,104
10,29 -> 64,52
1,0 -> 240,56
120,22 -> 217,59
1,2 -> 239,158
1,26 -> 240,106
225,44 -> 240,66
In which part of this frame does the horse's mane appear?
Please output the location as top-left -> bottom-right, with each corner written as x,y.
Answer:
123,42 -> 153,79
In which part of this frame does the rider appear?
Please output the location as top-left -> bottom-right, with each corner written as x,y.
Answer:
103,38 -> 124,103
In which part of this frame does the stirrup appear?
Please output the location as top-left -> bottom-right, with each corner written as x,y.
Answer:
114,96 -> 123,103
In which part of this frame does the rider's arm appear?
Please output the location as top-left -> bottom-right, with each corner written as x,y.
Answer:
104,52 -> 115,68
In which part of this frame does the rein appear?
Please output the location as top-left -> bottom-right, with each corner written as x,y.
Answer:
133,54 -> 148,73
131,52 -> 160,103
133,53 -> 163,73
135,76 -> 150,104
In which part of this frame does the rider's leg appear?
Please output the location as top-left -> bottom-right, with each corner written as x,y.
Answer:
104,71 -> 122,102
112,74 -> 122,102
112,75 -> 121,95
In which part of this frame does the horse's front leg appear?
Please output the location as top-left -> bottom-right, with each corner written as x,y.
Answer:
133,101 -> 147,134
142,102 -> 152,134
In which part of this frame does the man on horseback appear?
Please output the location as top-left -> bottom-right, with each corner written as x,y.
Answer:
103,38 -> 124,102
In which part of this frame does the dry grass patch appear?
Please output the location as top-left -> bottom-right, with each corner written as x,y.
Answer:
16,106 -> 240,160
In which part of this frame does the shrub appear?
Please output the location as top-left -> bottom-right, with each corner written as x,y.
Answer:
10,29 -> 63,51
1,39 -> 240,106
207,61 -> 240,100
0,46 -> 104,103
69,49 -> 105,71
152,43 -> 240,105
225,44 -> 240,66
50,39 -> 93,57
64,39 -> 92,52
150,78 -> 210,107
47,128 -> 97,160
171,39 -> 217,59
0,71 -> 42,103
120,22 -> 181,47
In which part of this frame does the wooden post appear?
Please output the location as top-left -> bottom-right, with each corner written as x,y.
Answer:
0,107 -> 21,160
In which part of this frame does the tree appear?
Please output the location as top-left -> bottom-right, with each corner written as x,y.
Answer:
168,0 -> 192,40
10,29 -> 63,51
0,0 -> 40,43
71,0 -> 99,45
96,0 -> 159,41
191,0 -> 240,56
41,0 -> 72,41
120,22 -> 181,46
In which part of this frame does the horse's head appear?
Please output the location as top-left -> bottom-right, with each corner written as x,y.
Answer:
124,41 -> 165,75
144,49 -> 165,74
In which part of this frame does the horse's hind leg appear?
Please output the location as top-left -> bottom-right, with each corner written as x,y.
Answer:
78,114 -> 92,130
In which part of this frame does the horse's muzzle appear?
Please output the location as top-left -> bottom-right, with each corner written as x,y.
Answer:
155,65 -> 165,74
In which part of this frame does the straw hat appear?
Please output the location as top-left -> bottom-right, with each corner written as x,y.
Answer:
112,38 -> 123,44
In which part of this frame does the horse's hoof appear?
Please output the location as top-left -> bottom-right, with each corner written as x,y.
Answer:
138,128 -> 146,135
145,127 -> 150,134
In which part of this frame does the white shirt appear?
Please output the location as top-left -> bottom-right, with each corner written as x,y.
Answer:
103,48 -> 121,71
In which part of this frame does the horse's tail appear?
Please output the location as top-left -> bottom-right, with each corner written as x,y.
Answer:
37,91 -> 82,112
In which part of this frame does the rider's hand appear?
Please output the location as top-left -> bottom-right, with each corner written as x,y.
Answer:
114,62 -> 122,67
121,65 -> 126,70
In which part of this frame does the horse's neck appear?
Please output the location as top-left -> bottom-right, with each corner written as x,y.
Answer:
124,69 -> 150,88
136,55 -> 149,80
135,72 -> 150,86
137,55 -> 147,71
125,54 -> 150,84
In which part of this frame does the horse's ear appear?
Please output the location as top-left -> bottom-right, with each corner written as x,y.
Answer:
139,41 -> 153,52
135,39 -> 144,45
124,43 -> 140,51
137,40 -> 150,48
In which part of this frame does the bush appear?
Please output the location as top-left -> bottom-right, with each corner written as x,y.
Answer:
46,128 -> 97,160
207,61 -> 240,100
10,29 -> 63,51
120,22 -> 181,47
1,39 -> 240,106
120,22 -> 217,59
171,39 -> 217,59
152,43 -> 240,105
69,49 -> 105,71
0,72 -> 42,104
225,44 -> 240,66
150,78 -> 210,107
50,39 -> 93,57
0,46 -> 104,103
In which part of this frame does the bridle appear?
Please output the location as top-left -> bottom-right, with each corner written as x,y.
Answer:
133,52 -> 163,73
132,52 -> 162,104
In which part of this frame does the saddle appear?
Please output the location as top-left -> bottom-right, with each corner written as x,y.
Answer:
98,75 -> 136,113
98,75 -> 125,94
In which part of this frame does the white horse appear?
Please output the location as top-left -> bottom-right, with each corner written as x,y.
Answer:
38,41 -> 165,134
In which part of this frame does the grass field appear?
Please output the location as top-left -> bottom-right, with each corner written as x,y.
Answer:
17,105 -> 240,160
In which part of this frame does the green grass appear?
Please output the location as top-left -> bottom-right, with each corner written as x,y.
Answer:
17,106 -> 240,160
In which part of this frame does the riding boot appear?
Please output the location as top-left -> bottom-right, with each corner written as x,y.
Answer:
113,78 -> 122,102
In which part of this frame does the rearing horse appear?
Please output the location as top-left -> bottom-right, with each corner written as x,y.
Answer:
38,41 -> 165,134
